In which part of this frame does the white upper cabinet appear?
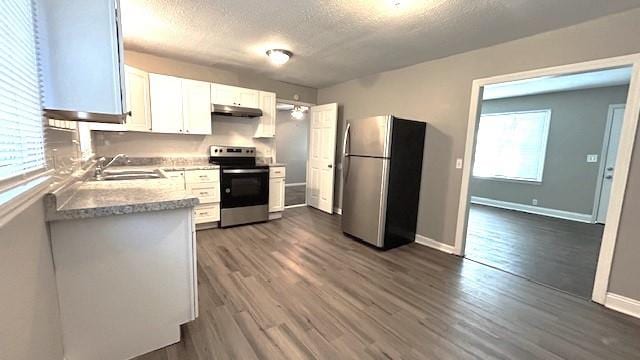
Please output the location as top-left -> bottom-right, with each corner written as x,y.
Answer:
149,74 -> 212,135
182,79 -> 212,135
150,74 -> 184,134
211,84 -> 238,107
211,84 -> 260,108
255,91 -> 276,138
124,66 -> 152,132
38,0 -> 125,115
237,89 -> 260,109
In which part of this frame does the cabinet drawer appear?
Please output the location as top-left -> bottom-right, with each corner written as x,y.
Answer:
187,184 -> 220,203
194,203 -> 219,223
269,166 -> 285,179
185,169 -> 219,184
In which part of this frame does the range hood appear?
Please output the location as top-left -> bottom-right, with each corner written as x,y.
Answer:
212,104 -> 263,118
44,109 -> 128,124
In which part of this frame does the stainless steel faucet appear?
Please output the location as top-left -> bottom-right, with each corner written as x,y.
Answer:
95,154 -> 128,179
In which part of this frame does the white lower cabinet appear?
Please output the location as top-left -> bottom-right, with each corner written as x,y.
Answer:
269,178 -> 285,212
49,208 -> 197,360
182,169 -> 221,225
269,166 -> 286,215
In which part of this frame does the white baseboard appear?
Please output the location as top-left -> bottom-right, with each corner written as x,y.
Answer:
333,207 -> 342,215
470,196 -> 594,223
605,293 -> 640,319
414,234 -> 456,254
285,182 -> 306,187
285,203 -> 307,209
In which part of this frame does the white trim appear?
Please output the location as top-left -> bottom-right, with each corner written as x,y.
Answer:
592,104 -> 626,224
333,207 -> 342,215
285,182 -> 306,187
414,234 -> 456,254
284,203 -> 307,209
276,98 -> 316,107
452,53 -> 640,305
0,173 -> 54,228
470,196 -> 593,223
605,293 -> 640,319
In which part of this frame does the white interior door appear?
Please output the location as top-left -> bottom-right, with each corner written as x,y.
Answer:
307,103 -> 338,213
597,104 -> 625,224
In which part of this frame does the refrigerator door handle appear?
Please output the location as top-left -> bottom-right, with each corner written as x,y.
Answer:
342,123 -> 351,157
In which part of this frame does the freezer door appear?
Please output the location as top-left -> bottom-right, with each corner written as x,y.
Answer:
341,156 -> 390,247
344,116 -> 393,158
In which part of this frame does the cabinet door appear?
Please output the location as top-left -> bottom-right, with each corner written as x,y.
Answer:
256,91 -> 276,137
269,178 -> 285,212
39,0 -> 125,115
149,74 -> 184,134
237,88 -> 260,108
125,66 -> 151,132
211,83 -> 238,106
182,79 -> 212,135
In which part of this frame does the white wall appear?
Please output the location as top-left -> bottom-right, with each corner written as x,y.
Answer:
93,115 -> 275,159
0,200 -> 64,360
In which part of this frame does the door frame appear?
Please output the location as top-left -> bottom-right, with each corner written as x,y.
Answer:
453,53 -> 640,304
275,99 -> 316,208
592,103 -> 626,224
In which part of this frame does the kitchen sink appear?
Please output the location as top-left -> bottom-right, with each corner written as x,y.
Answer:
92,169 -> 166,181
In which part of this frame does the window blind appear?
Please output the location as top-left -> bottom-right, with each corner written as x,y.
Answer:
0,0 -> 45,183
473,110 -> 551,182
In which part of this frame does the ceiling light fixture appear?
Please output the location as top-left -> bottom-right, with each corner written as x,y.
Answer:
266,49 -> 292,66
291,106 -> 305,120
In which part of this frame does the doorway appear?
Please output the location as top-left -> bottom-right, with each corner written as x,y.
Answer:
275,101 -> 312,207
454,55 -> 640,304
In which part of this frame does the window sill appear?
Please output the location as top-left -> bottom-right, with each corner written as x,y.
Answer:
472,176 -> 542,185
0,171 -> 55,228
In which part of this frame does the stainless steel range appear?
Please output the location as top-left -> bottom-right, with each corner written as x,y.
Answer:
209,145 -> 269,227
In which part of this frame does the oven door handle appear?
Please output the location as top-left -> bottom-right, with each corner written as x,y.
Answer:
224,169 -> 269,174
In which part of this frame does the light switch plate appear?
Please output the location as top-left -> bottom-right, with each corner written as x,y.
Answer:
456,158 -> 463,169
587,154 -> 599,163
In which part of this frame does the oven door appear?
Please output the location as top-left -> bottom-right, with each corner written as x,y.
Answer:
220,168 -> 269,208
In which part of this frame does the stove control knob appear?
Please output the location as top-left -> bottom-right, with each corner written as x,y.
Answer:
225,188 -> 231,194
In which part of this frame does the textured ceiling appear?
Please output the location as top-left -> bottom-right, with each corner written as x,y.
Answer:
121,0 -> 640,88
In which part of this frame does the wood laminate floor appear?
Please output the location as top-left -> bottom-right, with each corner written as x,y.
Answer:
285,185 -> 306,206
466,204 -> 603,299
136,207 -> 640,360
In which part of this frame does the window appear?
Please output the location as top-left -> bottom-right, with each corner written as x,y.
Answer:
0,0 -> 46,185
473,110 -> 551,182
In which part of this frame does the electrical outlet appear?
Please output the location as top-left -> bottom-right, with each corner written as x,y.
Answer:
587,154 -> 598,163
532,199 -> 538,206
455,158 -> 463,169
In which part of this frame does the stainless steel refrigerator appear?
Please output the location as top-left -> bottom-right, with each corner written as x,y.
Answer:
341,115 -> 426,249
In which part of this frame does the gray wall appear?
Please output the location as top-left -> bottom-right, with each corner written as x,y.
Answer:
470,86 -> 629,215
318,8 -> 640,301
0,201 -> 64,360
276,109 -> 308,184
94,51 -> 318,159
